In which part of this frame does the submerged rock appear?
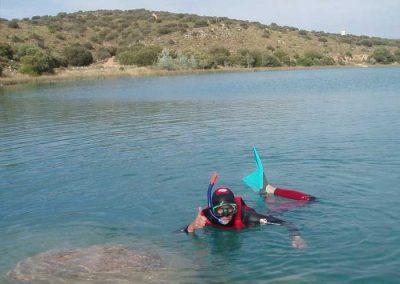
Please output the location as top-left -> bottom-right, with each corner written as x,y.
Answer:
7,245 -> 172,283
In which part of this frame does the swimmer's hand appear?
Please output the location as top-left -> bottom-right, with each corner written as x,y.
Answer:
187,207 -> 207,233
291,235 -> 307,249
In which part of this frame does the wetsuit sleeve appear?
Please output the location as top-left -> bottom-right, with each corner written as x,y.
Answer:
242,208 -> 301,236
180,225 -> 190,234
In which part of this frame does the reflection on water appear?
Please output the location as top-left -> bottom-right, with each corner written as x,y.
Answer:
1,67 -> 400,282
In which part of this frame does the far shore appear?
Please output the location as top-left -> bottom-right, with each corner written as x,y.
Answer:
1,62 -> 398,89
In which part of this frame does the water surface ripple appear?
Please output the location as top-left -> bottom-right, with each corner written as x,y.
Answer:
1,67 -> 400,283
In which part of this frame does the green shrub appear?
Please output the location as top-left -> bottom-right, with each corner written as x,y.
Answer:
0,43 -> 13,59
262,30 -> 270,38
104,46 -> 117,56
156,26 -> 170,35
240,22 -> 249,29
116,45 -> 162,66
83,42 -> 94,50
339,37 -> 353,44
269,23 -> 279,30
394,49 -> 400,63
47,23 -> 62,33
11,35 -> 24,43
194,20 -> 208,28
273,49 -> 288,61
158,23 -> 186,35
90,35 -> 101,44
232,49 -> 253,67
56,33 -> 66,40
57,12 -> 67,18
134,45 -> 162,66
63,46 -> 93,66
8,19 -> 19,28
15,44 -> 39,59
20,50 -> 57,75
0,65 -> 3,76
297,51 -> 335,66
187,50 -> 213,69
208,46 -> 230,67
251,51 -> 263,67
319,56 -> 335,65
274,51 -> 292,66
371,38 -> 385,45
298,30 -> 308,36
96,46 -> 117,60
157,49 -> 177,70
261,55 -> 281,67
266,45 -> 275,52
296,57 -> 314,66
369,47 -> 395,64
98,29 -> 111,40
357,39 -> 373,47
96,49 -> 111,60
105,31 -> 118,41
308,51 -> 325,60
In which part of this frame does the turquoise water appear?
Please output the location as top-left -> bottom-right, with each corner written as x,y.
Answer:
1,67 -> 400,283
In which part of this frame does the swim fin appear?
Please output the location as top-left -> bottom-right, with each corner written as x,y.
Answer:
243,147 -> 266,192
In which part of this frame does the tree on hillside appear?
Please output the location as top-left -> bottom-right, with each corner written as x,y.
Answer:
156,48 -> 199,70
157,48 -> 176,70
64,46 -> 93,66
368,47 -> 395,64
394,49 -> 400,63
357,39 -> 373,47
261,54 -> 281,67
0,43 -> 14,59
273,49 -> 293,66
8,19 -> 20,29
116,45 -> 162,66
19,49 -> 57,75
232,49 -> 254,68
297,51 -> 335,66
208,47 -> 230,67
15,44 -> 42,60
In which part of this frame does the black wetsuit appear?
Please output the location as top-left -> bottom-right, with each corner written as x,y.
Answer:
184,197 -> 301,236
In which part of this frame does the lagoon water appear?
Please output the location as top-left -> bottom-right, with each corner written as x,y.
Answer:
1,67 -> 400,283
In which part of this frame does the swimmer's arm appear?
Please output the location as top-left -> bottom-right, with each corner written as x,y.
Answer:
182,207 -> 207,234
258,214 -> 300,236
254,213 -> 307,249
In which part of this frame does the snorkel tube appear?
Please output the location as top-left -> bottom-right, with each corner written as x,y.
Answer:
207,173 -> 223,223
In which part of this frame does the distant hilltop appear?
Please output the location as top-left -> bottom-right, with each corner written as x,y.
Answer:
1,9 -> 399,78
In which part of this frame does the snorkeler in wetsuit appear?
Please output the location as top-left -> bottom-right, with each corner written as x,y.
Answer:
184,187 -> 313,249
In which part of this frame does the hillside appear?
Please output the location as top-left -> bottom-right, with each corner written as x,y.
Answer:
1,9 -> 400,81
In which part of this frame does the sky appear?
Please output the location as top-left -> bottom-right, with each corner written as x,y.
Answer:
1,0 -> 399,39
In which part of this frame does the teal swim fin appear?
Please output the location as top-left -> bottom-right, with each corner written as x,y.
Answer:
243,147 -> 266,192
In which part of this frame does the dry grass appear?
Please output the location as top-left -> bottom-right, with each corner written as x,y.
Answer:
0,62 -> 250,87
1,10 -> 399,88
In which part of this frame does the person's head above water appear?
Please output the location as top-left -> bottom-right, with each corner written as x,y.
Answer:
211,188 -> 237,224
